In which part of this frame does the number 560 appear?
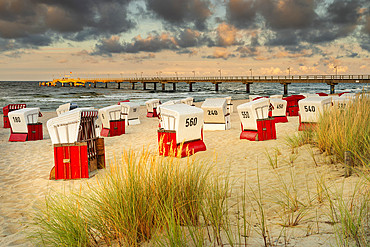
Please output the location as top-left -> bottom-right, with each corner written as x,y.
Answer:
185,117 -> 197,127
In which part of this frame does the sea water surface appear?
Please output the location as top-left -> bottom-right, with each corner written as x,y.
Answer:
0,81 -> 368,114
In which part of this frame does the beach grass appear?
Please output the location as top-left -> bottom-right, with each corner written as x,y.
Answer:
316,93 -> 370,167
27,148 -> 240,246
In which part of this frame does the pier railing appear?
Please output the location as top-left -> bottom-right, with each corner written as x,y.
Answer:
40,74 -> 370,95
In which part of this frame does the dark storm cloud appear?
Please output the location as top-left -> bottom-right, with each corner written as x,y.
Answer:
123,34 -> 178,53
359,9 -> 370,52
144,0 -> 212,30
265,30 -> 300,47
364,13 -> 370,35
226,0 -> 257,29
257,0 -> 317,30
174,29 -> 203,48
92,33 -> 179,56
203,53 -> 236,60
0,0 -> 136,50
227,0 -> 367,54
235,46 -> 259,58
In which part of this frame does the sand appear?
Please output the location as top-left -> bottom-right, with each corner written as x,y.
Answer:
0,99 -> 361,246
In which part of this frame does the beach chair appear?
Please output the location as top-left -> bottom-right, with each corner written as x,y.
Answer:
283,95 -> 306,116
98,105 -> 125,137
120,102 -> 141,125
146,99 -> 161,117
225,96 -> 233,114
201,98 -> 230,130
237,98 -> 276,141
269,98 -> 288,123
180,97 -> 194,106
298,96 -> 332,131
8,107 -> 42,142
157,104 -> 206,157
332,96 -> 352,110
47,108 -> 105,180
3,104 -> 26,128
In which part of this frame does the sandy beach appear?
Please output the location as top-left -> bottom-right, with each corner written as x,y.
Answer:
0,99 -> 360,246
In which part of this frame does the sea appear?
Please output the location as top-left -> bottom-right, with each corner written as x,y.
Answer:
0,81 -> 369,114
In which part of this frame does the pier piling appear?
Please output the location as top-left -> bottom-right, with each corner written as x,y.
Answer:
187,82 -> 194,92
328,82 -> 338,94
244,82 -> 252,93
281,82 -> 291,96
213,82 -> 221,91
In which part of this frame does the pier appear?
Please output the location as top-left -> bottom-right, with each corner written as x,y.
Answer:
39,74 -> 370,95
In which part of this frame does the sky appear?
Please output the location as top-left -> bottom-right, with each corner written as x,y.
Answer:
1,0 -> 370,81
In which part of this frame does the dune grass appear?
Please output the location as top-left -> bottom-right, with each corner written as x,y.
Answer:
295,93 -> 370,246
28,148 -> 239,246
316,94 -> 370,167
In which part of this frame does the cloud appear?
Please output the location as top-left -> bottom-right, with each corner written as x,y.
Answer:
259,67 -> 285,75
144,0 -> 212,30
176,49 -> 198,56
257,0 -> 317,30
235,46 -> 259,58
298,66 -> 321,74
122,53 -> 156,61
123,33 -> 178,53
215,22 -> 243,47
58,59 -> 68,63
92,30 -> 207,55
0,0 -> 136,50
226,0 -> 257,29
174,29 -> 202,48
204,47 -> 236,60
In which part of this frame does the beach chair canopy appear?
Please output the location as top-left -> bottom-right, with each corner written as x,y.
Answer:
225,96 -> 232,105
56,103 -> 78,116
270,98 -> 287,117
47,108 -> 98,145
331,96 -> 352,110
249,95 -> 262,101
180,97 -> 194,106
158,104 -> 203,144
157,100 -> 181,113
298,96 -> 332,123
3,104 -> 26,116
237,98 -> 270,131
201,98 -> 227,124
270,95 -> 283,99
145,99 -> 161,112
120,102 -> 140,120
8,108 -> 40,133
98,105 -> 121,129
340,93 -> 356,99
300,93 -> 319,98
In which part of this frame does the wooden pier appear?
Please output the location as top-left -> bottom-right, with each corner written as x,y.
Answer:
39,74 -> 370,95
